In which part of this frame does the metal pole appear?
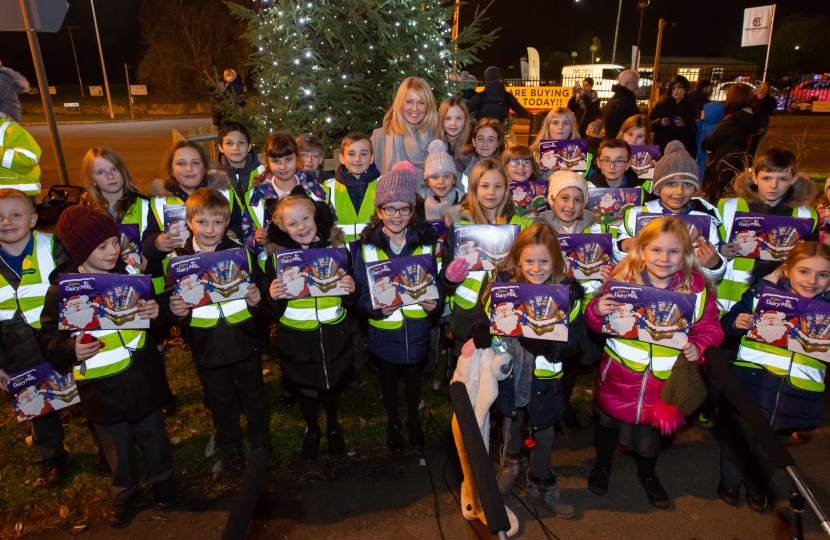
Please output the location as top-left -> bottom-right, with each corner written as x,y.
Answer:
786,466 -> 830,536
611,0 -> 623,64
124,64 -> 134,120
18,0 -> 69,187
637,9 -> 644,52
649,18 -> 665,109
90,0 -> 114,119
762,4 -> 776,83
65,26 -> 83,97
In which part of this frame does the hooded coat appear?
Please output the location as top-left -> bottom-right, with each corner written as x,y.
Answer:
217,150 -> 263,199
0,66 -> 29,122
602,85 -> 641,141
700,109 -> 764,201
649,95 -> 698,157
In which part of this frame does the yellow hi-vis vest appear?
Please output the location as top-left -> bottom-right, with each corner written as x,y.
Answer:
121,197 -> 150,239
271,253 -> 345,330
325,178 -> 377,241
362,243 -> 432,330
73,329 -> 145,381
603,285 -> 708,381
0,232 -> 55,327
0,119 -> 41,195
717,197 -> 817,313
184,248 -> 254,328
735,297 -> 825,393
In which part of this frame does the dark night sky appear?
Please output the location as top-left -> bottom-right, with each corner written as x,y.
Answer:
0,0 -> 827,87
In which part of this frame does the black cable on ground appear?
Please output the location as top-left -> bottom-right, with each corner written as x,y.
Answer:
510,491 -> 562,540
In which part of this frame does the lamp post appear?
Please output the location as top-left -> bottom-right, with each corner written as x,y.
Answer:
571,51 -> 578,65
64,26 -> 83,97
90,0 -> 114,119
590,44 -> 598,64
611,0 -> 623,64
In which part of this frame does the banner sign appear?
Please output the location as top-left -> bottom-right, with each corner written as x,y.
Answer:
742,5 -> 775,47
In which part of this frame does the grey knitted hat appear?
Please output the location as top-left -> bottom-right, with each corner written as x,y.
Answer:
652,140 -> 700,194
375,161 -> 418,207
424,140 -> 457,180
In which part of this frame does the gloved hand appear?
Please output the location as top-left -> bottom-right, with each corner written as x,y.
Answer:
445,258 -> 470,284
472,324 -> 492,350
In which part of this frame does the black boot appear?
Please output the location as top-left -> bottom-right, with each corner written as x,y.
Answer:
107,499 -> 132,527
301,429 -> 321,461
42,452 -> 68,487
327,427 -> 346,456
387,421 -> 404,452
223,447 -> 246,475
638,474 -> 670,509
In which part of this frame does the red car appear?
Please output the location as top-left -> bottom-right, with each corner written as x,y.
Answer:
787,79 -> 830,111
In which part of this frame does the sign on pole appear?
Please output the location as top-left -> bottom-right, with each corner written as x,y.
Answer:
741,5 -> 775,47
89,85 -> 103,96
476,85 -> 572,111
129,85 -> 147,96
527,47 -> 540,83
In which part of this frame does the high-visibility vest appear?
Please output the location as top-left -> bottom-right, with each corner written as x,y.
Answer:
603,285 -> 707,381
0,232 -> 55,327
73,329 -> 145,381
362,243 -> 432,330
244,175 -> 329,230
271,253 -> 345,329
0,120 -> 41,195
736,297 -> 826,393
178,246 -> 254,328
325,178 -> 376,241
717,198 -> 817,313
121,197 -> 150,239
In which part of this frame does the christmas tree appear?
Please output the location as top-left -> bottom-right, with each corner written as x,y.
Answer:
224,0 -> 497,151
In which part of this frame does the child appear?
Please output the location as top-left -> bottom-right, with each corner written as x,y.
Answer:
80,147 -> 151,270
585,217 -> 723,508
297,133 -> 334,181
168,188 -> 270,473
262,193 -> 357,460
217,122 -> 265,199
616,114 -> 653,146
460,118 -> 505,189
441,159 -> 525,360
471,223 -> 583,518
717,149 -> 818,314
587,139 -> 647,191
0,189 -> 71,486
614,141 -> 726,283
438,96 -> 471,174
815,177 -> 830,244
328,132 -> 381,241
502,144 -> 541,185
530,107 -> 588,179
38,206 -> 174,526
421,140 -> 464,221
718,242 -> 830,512
244,131 -> 331,253
353,162 -> 443,450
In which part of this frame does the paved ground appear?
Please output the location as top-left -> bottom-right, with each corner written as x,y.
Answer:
33,395 -> 830,540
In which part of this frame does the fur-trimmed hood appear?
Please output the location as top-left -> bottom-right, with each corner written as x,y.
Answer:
733,169 -> 817,210
150,169 -> 232,199
442,199 -> 518,227
0,67 -> 29,93
264,195 -> 344,255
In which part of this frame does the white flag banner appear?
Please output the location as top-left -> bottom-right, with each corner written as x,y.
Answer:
527,47 -> 540,82
741,5 -> 775,47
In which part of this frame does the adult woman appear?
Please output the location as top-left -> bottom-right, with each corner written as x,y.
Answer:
748,82 -> 777,157
371,77 -> 438,186
649,75 -> 698,157
700,84 -> 763,202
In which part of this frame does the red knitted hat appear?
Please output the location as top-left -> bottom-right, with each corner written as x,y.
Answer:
57,205 -> 120,264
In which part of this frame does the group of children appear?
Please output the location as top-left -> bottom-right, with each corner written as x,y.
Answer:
0,88 -> 828,530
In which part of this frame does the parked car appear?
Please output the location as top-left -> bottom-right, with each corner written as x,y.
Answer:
786,79 -> 830,112
709,80 -> 779,103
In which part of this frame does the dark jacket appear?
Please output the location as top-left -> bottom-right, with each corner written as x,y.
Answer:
353,217 -> 443,365
334,163 -> 381,213
466,82 -> 529,123
686,89 -> 710,118
217,150 -> 262,199
165,235 -> 261,368
602,85 -> 640,140
649,96 -> 698,157
37,258 -> 170,425
261,202 -> 357,390
721,266 -> 827,433
568,90 -> 601,137
0,236 -> 70,374
701,110 -> 764,201
587,166 -> 652,193
753,95 -> 777,127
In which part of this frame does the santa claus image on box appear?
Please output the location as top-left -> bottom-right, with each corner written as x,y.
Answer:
596,192 -> 620,216
281,265 -> 310,298
168,219 -> 191,244
372,276 -> 402,309
491,302 -> 522,336
178,273 -> 211,307
61,295 -> 102,331
604,302 -> 640,338
734,230 -> 761,258
748,310 -> 794,347
456,240 -> 483,271
540,149 -> 559,170
511,185 -> 531,207
15,385 -> 52,420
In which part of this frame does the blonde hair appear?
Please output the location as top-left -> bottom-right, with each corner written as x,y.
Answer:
782,242 -> 830,276
382,77 -> 438,136
501,144 -> 540,180
0,188 -> 34,209
272,195 -> 316,231
605,216 -> 710,294
531,107 -> 581,153
81,147 -> 142,222
616,114 -> 653,144
438,96 -> 471,157
461,158 -> 511,224
185,187 -> 230,222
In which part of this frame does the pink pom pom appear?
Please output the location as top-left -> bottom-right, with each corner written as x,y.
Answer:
461,338 -> 477,358
644,399 -> 686,435
391,161 -> 417,175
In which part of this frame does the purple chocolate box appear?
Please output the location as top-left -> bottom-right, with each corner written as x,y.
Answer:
453,224 -> 520,272
601,281 -> 696,349
163,204 -> 190,243
366,254 -> 438,310
558,233 -> 612,280
747,287 -> 830,363
59,273 -> 152,331
728,212 -> 815,261
636,213 -> 711,249
275,248 -> 349,299
118,223 -> 141,267
9,363 -> 79,423
510,181 -> 549,218
489,282 -> 570,341
539,139 -> 589,172
170,248 -> 251,307
427,220 -> 449,261
629,145 -> 660,179
587,188 -> 642,228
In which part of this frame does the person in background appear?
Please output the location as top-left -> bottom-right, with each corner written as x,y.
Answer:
466,66 -> 529,123
297,133 -> 334,182
212,69 -> 246,126
0,62 -> 28,123
460,118 -> 506,189
695,101 -> 725,182
602,70 -> 641,142
0,64 -> 41,198
437,97 -> 472,176
649,75 -> 698,157
748,82 -> 777,157
687,79 -> 712,119
568,77 -> 601,137
616,114 -> 653,146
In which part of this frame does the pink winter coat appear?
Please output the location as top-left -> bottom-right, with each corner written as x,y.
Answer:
585,271 -> 723,431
